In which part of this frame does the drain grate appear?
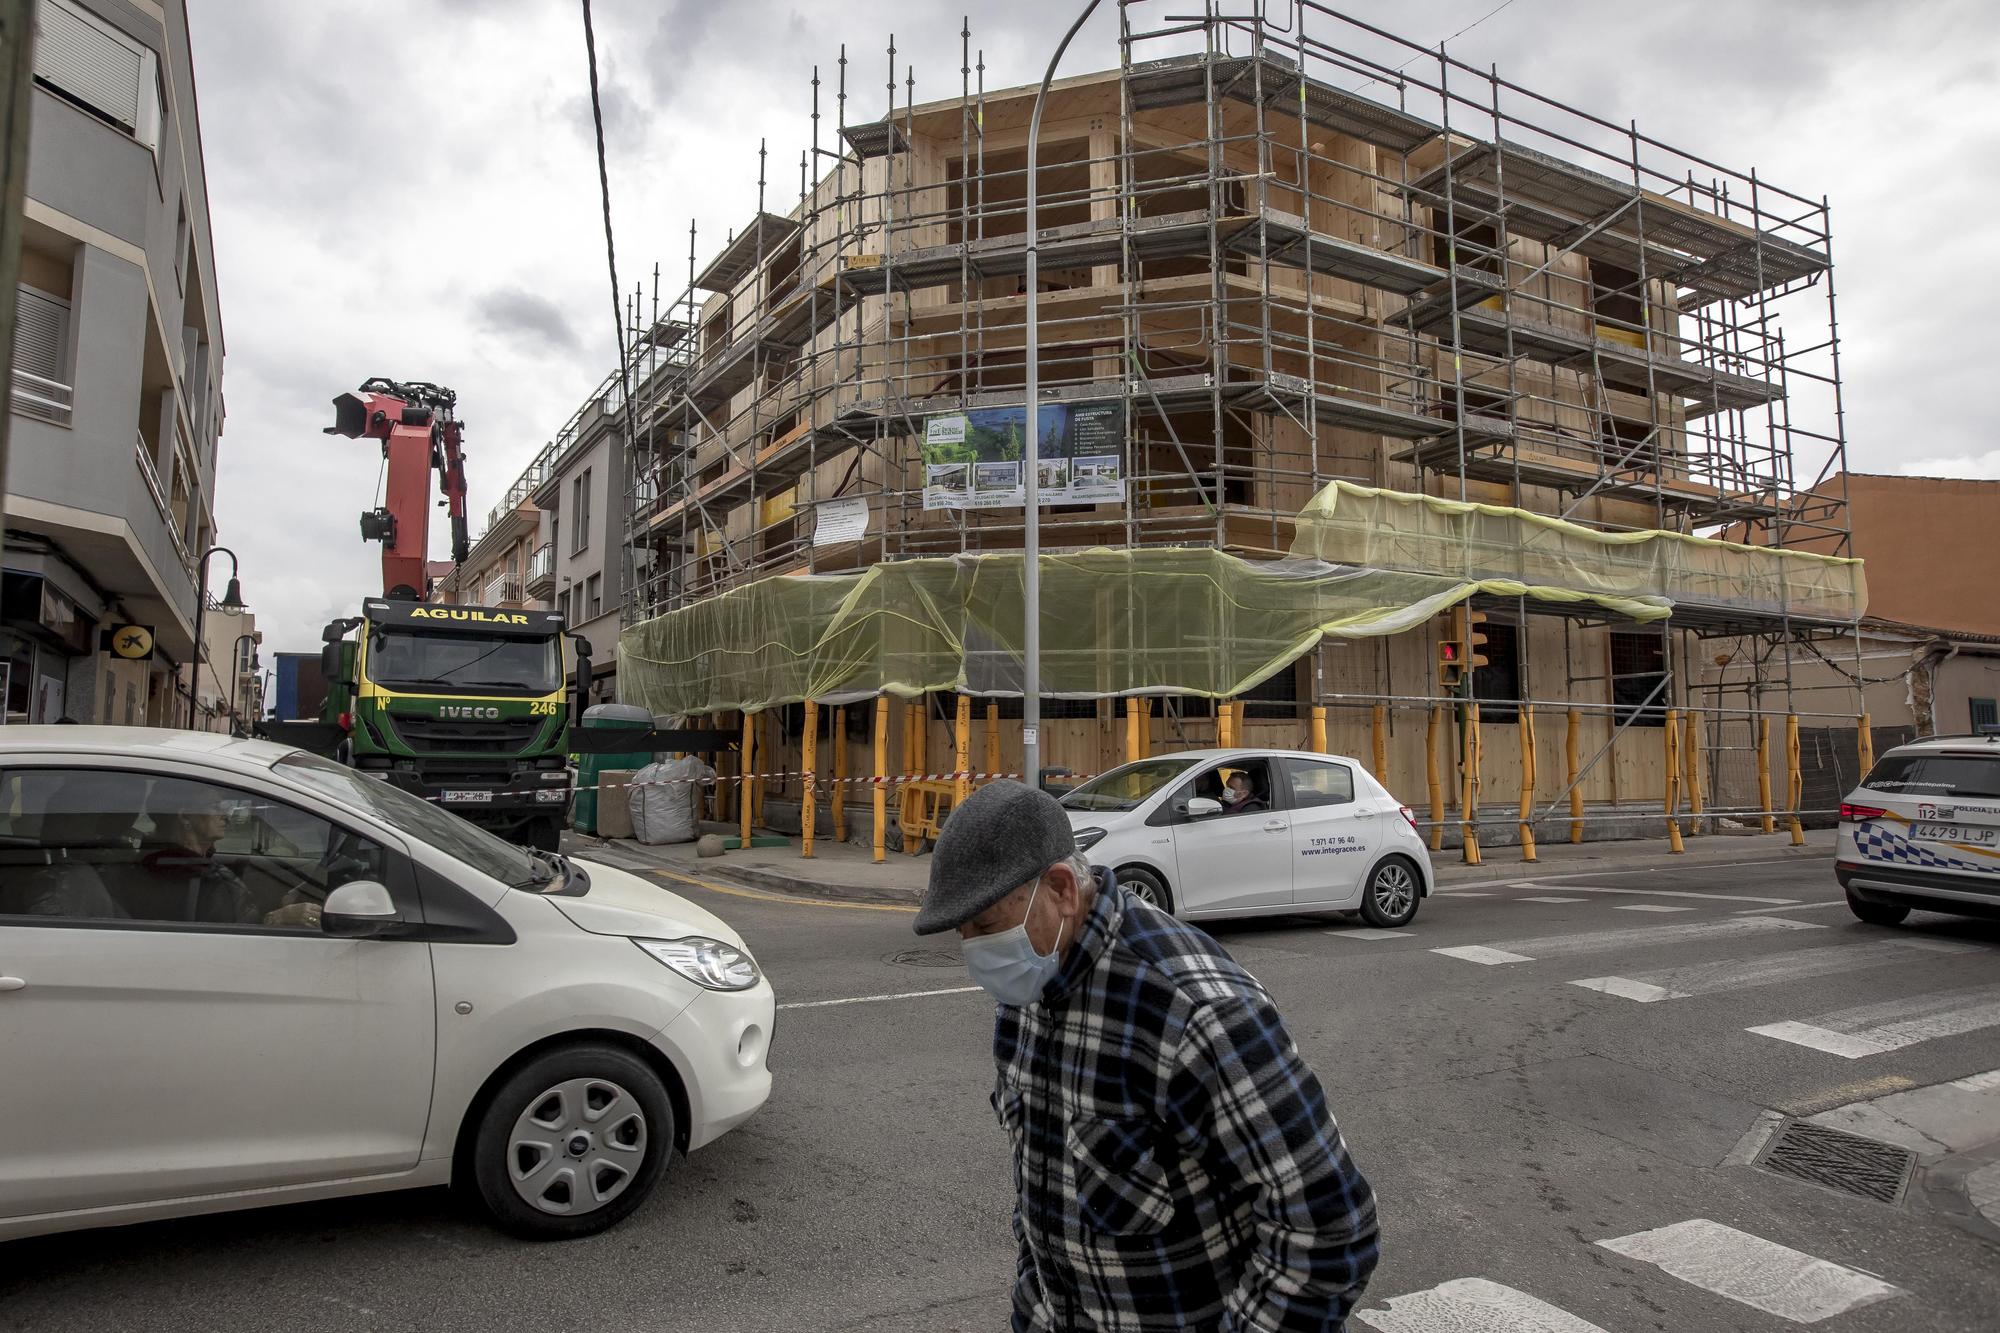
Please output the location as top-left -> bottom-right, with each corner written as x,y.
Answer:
1756,1120 -> 1916,1204
889,947 -> 963,968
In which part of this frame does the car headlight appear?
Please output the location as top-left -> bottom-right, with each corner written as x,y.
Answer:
1073,826 -> 1108,853
634,936 -> 761,990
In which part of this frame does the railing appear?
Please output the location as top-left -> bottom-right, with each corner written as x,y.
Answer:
134,436 -> 193,573
12,368 -> 74,426
528,542 -> 554,582
484,573 -> 524,606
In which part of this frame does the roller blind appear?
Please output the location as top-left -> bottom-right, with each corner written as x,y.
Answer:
15,287 -> 69,383
34,0 -> 152,138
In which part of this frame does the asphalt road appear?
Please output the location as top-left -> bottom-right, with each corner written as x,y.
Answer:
5,852 -> 2000,1332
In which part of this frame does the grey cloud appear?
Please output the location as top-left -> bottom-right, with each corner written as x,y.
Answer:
473,287 -> 582,353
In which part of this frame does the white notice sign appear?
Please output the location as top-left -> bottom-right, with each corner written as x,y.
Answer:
812,497 -> 870,547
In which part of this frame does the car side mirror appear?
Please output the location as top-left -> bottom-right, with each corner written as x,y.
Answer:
322,880 -> 403,938
1185,796 -> 1223,819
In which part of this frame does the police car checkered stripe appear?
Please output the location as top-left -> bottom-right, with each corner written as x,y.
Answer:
1852,821 -> 1992,874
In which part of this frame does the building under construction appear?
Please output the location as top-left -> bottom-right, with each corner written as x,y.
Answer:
615,1 -> 1873,860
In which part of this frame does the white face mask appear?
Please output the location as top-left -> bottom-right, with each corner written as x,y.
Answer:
961,877 -> 1067,1007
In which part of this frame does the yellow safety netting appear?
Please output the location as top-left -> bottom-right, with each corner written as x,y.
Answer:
1291,481 -> 1866,622
617,547 -> 1669,718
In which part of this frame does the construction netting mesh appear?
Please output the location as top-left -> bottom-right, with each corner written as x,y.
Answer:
1291,481 -> 1867,621
618,547 -> 1669,717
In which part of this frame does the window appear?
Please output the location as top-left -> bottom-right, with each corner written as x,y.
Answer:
0,768 -> 386,928
1060,758 -> 1197,813
1471,621 -> 1522,723
33,0 -> 161,148
1608,631 -> 1669,728
1240,661 -> 1303,720
174,197 -> 187,289
1862,752 -> 2000,800
585,573 -> 602,620
1971,699 -> 1999,736
1284,759 -> 1355,809
556,588 -> 570,623
572,470 -> 592,553
1174,758 -> 1276,821
14,287 -> 69,384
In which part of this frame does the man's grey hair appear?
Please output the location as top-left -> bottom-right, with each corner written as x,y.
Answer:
1055,853 -> 1096,897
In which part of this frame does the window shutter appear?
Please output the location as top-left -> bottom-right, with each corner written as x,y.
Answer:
15,287 -> 68,383
34,0 -> 144,131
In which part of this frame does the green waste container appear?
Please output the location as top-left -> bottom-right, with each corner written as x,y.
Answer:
574,703 -> 655,836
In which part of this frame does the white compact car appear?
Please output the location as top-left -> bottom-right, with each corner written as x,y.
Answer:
0,727 -> 773,1242
1059,747 -> 1432,927
1837,733 -> 2000,925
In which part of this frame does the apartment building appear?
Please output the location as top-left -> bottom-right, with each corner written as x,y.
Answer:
191,597 -> 258,733
2,0 -> 224,726
619,5 -> 1868,844
438,449 -> 547,615
531,371 -> 628,701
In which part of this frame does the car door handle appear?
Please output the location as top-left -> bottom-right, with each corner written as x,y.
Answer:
1263,820 -> 1287,833
0,976 -> 25,993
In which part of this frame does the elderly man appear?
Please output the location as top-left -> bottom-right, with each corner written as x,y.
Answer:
916,779 -> 1378,1332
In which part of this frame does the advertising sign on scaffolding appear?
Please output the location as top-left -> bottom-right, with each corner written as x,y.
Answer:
921,402 -> 1125,510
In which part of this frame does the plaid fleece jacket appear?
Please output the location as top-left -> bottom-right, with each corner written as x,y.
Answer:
993,873 -> 1379,1332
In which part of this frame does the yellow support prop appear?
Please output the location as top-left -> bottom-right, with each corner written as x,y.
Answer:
1426,705 -> 1445,852
1684,708 -> 1704,835
751,712 -> 766,830
1857,712 -> 1874,774
1566,707 -> 1583,844
801,700 -> 818,858
985,702 -> 1000,778
1371,703 -> 1388,783
954,694 -> 971,806
905,700 -> 924,855
739,710 -> 755,846
872,695 -> 888,863
1757,716 -> 1776,834
1664,709 -> 1685,854
1310,704 -> 1327,754
1461,703 -> 1482,865
1786,713 -> 1805,846
1518,707 -> 1537,863
1124,698 -> 1141,764
831,707 -> 847,844
1217,699 -> 1234,749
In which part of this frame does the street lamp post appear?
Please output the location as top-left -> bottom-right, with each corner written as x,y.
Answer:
188,546 -> 245,729
1022,0 -> 1102,791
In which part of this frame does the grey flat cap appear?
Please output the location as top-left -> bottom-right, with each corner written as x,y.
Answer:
914,779 -> 1076,935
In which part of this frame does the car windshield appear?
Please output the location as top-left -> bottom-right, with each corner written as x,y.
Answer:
1059,757 -> 1197,813
1864,752 -> 2000,799
273,751 -> 551,888
366,630 -> 560,694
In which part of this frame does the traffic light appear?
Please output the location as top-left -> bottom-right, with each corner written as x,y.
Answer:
1466,608 -> 1491,671
1437,605 -> 1469,689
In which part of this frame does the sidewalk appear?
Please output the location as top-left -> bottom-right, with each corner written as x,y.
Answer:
575,821 -> 1838,905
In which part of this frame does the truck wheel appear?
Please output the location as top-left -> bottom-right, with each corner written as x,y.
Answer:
527,816 -> 562,853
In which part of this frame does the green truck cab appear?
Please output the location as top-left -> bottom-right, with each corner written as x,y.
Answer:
320,598 -> 592,850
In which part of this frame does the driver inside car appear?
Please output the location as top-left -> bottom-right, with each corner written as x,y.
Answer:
122,790 -> 323,929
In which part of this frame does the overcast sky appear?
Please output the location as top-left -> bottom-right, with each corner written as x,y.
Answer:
193,0 -> 2000,659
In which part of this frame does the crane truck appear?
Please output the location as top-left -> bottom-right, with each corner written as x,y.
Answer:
311,378 -> 591,851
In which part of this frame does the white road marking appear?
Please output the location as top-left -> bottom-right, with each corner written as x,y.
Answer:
1356,1278 -> 1609,1333
1565,886 -> 1802,905
778,985 -> 984,1011
1951,1067 -> 2000,1093
1448,915 -> 1821,965
1733,900 -> 1848,914
1519,896 -> 1585,904
1442,891 -> 1495,897
1597,1218 -> 1901,1322
1577,939 -> 1980,1005
1432,945 -> 1534,965
1748,981 -> 2000,1058
1614,904 -> 1696,913
1325,928 -> 1417,941
1570,976 -> 1687,1003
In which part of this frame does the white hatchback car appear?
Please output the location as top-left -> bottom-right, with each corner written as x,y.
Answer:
1059,747 -> 1433,927
0,727 -> 772,1242
1837,733 -> 2000,925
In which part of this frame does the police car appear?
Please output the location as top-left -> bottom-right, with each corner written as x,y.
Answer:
1058,748 -> 1433,928
1837,733 -> 2000,924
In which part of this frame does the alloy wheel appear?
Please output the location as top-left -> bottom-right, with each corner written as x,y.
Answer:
1373,863 -> 1416,919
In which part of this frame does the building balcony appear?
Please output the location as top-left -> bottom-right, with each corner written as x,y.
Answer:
11,368 -> 73,427
526,543 -> 556,598
484,573 -> 525,608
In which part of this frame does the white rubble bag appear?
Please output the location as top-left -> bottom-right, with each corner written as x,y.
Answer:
631,755 -> 713,845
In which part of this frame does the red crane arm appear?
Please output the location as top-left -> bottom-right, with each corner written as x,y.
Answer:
327,379 -> 468,601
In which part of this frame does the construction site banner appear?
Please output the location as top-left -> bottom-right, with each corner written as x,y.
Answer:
921,402 -> 1126,510
1291,481 -> 1867,622
617,547 -> 1669,719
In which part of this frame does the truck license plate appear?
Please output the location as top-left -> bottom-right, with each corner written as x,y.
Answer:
1912,822 -> 1999,847
443,790 -> 494,804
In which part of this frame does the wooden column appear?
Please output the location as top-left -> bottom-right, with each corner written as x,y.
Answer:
1517,707 -> 1537,863
905,698 -> 924,856
1786,713 -> 1805,846
801,700 -> 818,858
1124,698 -> 1142,764
1460,703 -> 1482,865
831,707 -> 847,843
1566,707 -> 1584,844
1683,708 -> 1703,835
954,694 -> 972,806
872,695 -> 888,863
739,710 -> 755,846
1426,704 -> 1445,852
1217,699 -> 1235,749
1757,715 -> 1776,833
1664,708 -> 1685,854
985,702 -> 1001,779
1310,705 -> 1327,754
751,712 -> 766,830
1857,712 -> 1874,775
1371,704 -> 1388,785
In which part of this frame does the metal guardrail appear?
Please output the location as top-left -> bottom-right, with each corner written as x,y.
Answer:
13,368 -> 74,426
134,436 -> 194,573
529,542 -> 554,582
484,573 -> 524,605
